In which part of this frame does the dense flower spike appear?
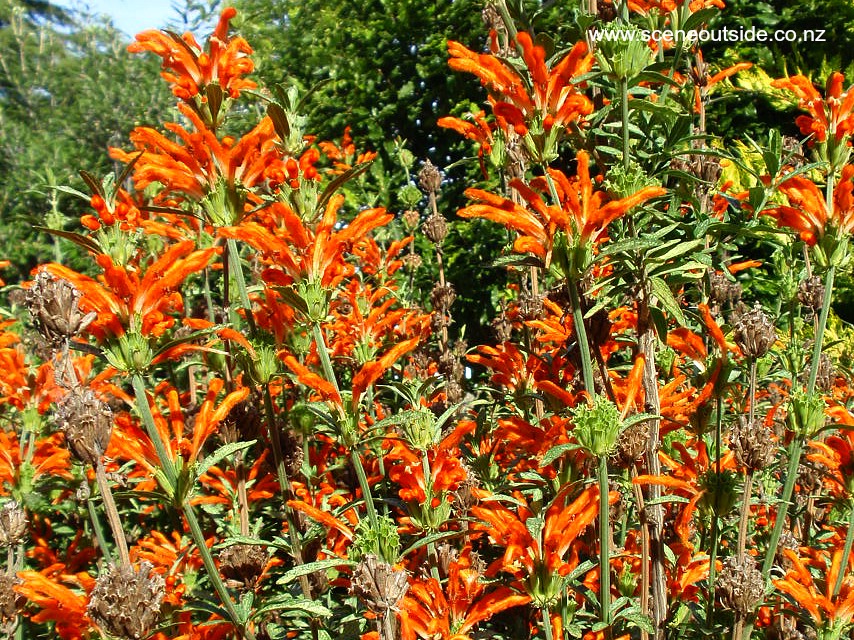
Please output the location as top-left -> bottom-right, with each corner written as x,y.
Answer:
129,7 -> 255,100
447,32 -> 594,135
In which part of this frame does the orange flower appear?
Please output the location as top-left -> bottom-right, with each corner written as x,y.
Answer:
129,8 -> 255,100
774,546 -> 854,631
448,33 -> 593,135
772,72 -> 854,143
220,196 -> 392,288
16,566 -> 94,640
438,110 -> 495,177
627,0 -> 724,14
45,240 -> 215,341
471,485 -> 613,606
807,432 -> 854,497
460,151 -> 664,270
110,102 -> 278,219
317,126 -> 378,175
399,545 -> 532,640
764,165 -> 854,246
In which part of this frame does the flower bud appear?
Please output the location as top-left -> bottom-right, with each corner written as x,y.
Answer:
572,394 -> 623,458
787,390 -> 826,438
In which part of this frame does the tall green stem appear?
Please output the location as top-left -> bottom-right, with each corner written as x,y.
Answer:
834,501 -> 854,597
598,454 -> 611,630
621,77 -> 630,172
569,280 -> 596,395
131,374 -> 255,640
807,265 -> 835,395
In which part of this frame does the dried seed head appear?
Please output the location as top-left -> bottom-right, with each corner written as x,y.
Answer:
430,283 -> 456,311
709,272 -> 742,307
401,209 -> 421,230
612,419 -> 649,468
349,555 -> 409,615
0,573 -> 22,622
491,306 -> 513,342
55,388 -> 113,466
220,397 -> 261,444
733,307 -> 776,359
0,502 -> 26,547
422,212 -> 448,244
87,562 -> 165,640
730,416 -> 776,472
815,354 -> 835,393
278,427 -> 304,477
717,555 -> 764,615
445,378 -> 464,404
26,270 -> 96,346
417,160 -> 442,195
775,530 -> 799,573
219,544 -> 267,590
798,275 -> 824,312
402,253 -> 422,270
597,0 -> 618,21
517,292 -> 544,322
436,543 -> 459,578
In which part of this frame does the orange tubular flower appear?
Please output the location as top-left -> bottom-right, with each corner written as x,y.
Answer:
16,566 -> 94,640
44,240 -> 215,342
774,547 -> 854,635
626,0 -> 724,14
471,485 -> 613,607
460,151 -> 665,270
220,196 -> 393,289
399,545 -> 532,640
129,7 -> 255,100
447,33 -> 593,135
110,103 -> 279,219
772,73 -> 854,144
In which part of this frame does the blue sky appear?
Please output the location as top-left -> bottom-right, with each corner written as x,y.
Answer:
54,0 -> 184,38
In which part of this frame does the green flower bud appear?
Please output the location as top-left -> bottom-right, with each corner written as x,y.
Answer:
572,394 -> 623,458
241,343 -> 280,385
104,330 -> 153,374
300,280 -> 329,323
594,25 -> 654,81
787,389 -> 826,438
401,409 -> 440,451
351,516 -> 400,565
699,469 -> 738,517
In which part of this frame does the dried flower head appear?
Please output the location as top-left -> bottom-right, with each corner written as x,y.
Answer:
0,502 -> 26,547
349,555 -> 409,615
55,388 -> 113,466
26,270 -> 95,346
220,397 -> 261,444
730,416 -> 776,472
423,212 -> 448,244
734,307 -> 777,359
219,544 -> 267,590
797,275 -> 824,312
87,562 -> 165,640
612,419 -> 649,468
430,282 -> 456,311
418,160 -> 442,195
717,555 -> 764,615
0,573 -> 22,622
709,271 -> 742,307
401,209 -> 421,230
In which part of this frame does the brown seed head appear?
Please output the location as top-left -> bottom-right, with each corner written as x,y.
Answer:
709,271 -> 742,307
401,209 -> 421,230
219,544 -> 267,590
26,270 -> 96,346
730,416 -> 776,472
423,212 -> 448,244
0,573 -> 23,622
0,502 -> 26,547
55,388 -> 113,466
734,307 -> 776,359
798,275 -> 824,312
430,283 -> 456,311
717,555 -> 764,615
349,555 -> 409,614
417,160 -> 442,195
87,562 -> 165,640
612,419 -> 649,468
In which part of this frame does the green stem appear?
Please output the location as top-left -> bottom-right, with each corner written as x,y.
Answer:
131,374 -> 253,639
598,454 -> 611,629
226,238 -> 258,336
807,265 -> 835,395
421,454 -> 441,581
311,323 -> 341,396
833,500 -> 854,597
542,607 -> 554,640
183,505 -> 256,640
761,436 -> 803,580
620,76 -> 630,171
86,488 -> 111,565
706,511 -> 720,630
350,449 -> 379,531
569,280 -> 596,395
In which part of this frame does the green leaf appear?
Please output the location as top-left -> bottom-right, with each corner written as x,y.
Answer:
276,559 -> 353,586
193,440 -> 256,480
317,161 -> 374,211
400,530 -> 464,557
252,596 -> 333,620
541,443 -> 582,467
649,276 -> 686,327
33,226 -> 101,254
